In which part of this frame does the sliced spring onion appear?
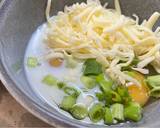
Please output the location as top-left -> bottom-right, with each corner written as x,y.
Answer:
111,91 -> 122,103
89,103 -> 104,123
57,82 -> 66,89
124,102 -> 142,122
147,75 -> 160,88
80,76 -> 96,89
105,92 -> 113,106
27,57 -> 38,68
83,95 -> 94,107
95,92 -> 105,101
96,74 -> 114,105
63,86 -> 80,97
111,103 -> 124,121
117,86 -> 130,98
59,96 -> 77,111
117,86 -> 132,104
125,71 -> 135,78
132,57 -> 140,66
42,74 -> 58,86
83,59 -> 102,76
104,107 -> 113,125
77,94 -> 94,107
150,87 -> 160,98
96,74 -> 113,93
70,103 -> 88,120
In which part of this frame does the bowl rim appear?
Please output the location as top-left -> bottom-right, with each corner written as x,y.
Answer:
1,0 -> 159,127
0,1 -> 144,127
0,0 -> 76,127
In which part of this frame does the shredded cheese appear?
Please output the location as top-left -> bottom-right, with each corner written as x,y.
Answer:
132,68 -> 149,74
45,0 -> 160,86
46,0 -> 52,23
145,12 -> 160,29
114,0 -> 121,15
137,56 -> 155,68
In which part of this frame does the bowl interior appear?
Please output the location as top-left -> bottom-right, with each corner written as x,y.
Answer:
0,0 -> 160,127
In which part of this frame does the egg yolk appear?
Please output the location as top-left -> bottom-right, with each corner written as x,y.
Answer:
127,72 -> 150,106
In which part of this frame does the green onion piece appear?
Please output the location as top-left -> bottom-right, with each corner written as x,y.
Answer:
27,57 -> 38,68
80,76 -> 96,89
95,92 -> 105,101
104,107 -> 113,125
96,74 -> 113,93
125,71 -> 135,77
121,66 -> 132,71
42,74 -> 58,86
84,95 -> 94,107
132,57 -> 140,65
83,59 -> 102,76
150,87 -> 160,98
105,92 -> 113,106
59,96 -> 76,111
117,86 -> 130,97
96,74 -> 113,105
111,103 -> 124,121
63,86 -> 80,97
70,104 -> 88,120
117,86 -> 132,104
146,75 -> 160,98
147,75 -> 160,88
89,103 -> 104,123
57,82 -> 66,89
124,102 -> 142,122
111,91 -> 122,103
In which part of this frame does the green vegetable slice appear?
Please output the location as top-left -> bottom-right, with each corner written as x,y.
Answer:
70,104 -> 88,120
124,102 -> 142,122
89,103 -> 104,123
111,103 -> 124,121
83,59 -> 102,76
96,74 -> 113,93
96,74 -> 114,105
59,96 -> 76,111
111,91 -> 122,103
57,82 -> 66,89
63,86 -> 80,97
95,92 -> 105,101
27,57 -> 38,68
117,86 -> 132,104
150,87 -> 160,98
104,107 -> 113,125
42,74 -> 58,86
105,92 -> 113,106
147,75 -> 160,88
80,76 -> 96,89
84,95 -> 94,107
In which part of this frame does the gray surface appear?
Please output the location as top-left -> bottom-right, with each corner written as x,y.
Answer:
0,0 -> 160,127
